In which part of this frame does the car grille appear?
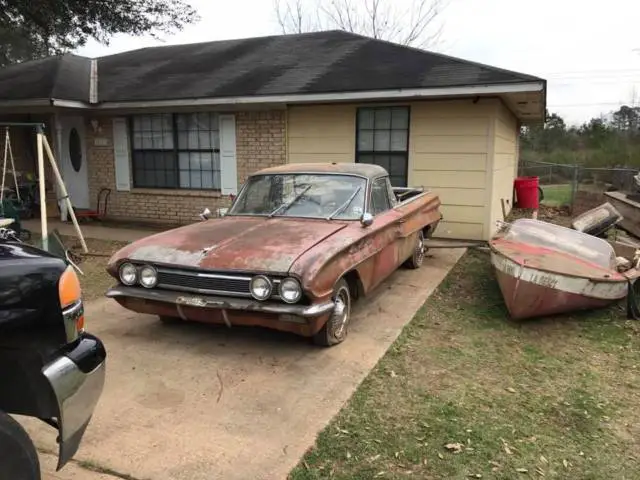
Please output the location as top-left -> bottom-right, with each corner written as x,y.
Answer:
156,268 -> 280,298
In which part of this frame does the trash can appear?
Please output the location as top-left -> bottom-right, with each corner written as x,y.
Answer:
514,176 -> 540,209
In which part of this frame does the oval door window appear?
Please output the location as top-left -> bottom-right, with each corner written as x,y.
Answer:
69,128 -> 82,172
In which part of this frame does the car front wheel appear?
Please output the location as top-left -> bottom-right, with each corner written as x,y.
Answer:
313,279 -> 352,347
0,412 -> 40,480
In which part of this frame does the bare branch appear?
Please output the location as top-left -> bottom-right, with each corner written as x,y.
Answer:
273,0 -> 446,48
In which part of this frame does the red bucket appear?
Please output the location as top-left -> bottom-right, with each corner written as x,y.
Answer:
514,176 -> 540,209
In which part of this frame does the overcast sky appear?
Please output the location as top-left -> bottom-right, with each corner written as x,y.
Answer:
76,0 -> 640,126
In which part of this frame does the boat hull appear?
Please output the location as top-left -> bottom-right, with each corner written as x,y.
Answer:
491,251 -> 627,320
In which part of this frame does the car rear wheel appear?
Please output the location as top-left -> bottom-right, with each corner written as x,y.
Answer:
404,230 -> 426,269
0,412 -> 40,480
313,279 -> 351,347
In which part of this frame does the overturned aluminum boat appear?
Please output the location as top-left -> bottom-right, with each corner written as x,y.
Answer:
490,218 -> 640,320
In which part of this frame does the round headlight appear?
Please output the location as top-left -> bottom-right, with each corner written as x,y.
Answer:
119,262 -> 137,286
139,265 -> 158,288
279,277 -> 302,304
250,275 -> 273,301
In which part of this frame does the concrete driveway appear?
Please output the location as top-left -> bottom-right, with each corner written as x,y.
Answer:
26,248 -> 464,480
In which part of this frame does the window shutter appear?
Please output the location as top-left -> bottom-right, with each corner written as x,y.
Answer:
112,117 -> 131,191
219,114 -> 237,195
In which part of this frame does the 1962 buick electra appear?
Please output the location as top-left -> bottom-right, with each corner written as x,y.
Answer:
106,163 -> 442,346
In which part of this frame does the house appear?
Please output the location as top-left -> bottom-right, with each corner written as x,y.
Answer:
0,30 -> 546,240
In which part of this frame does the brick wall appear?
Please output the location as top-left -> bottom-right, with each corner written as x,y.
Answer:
86,110 -> 286,226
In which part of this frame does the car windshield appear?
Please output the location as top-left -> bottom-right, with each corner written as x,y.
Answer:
228,174 -> 367,220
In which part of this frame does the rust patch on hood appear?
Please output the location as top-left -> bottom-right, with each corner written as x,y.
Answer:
108,216 -> 348,274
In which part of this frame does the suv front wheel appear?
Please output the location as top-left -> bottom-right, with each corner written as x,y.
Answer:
0,412 -> 40,480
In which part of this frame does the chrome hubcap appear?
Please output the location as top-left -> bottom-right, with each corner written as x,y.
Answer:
416,236 -> 425,263
331,290 -> 349,338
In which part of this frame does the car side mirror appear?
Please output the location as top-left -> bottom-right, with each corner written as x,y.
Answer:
199,207 -> 212,221
360,212 -> 374,227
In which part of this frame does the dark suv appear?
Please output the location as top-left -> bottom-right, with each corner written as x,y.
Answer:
0,221 -> 106,479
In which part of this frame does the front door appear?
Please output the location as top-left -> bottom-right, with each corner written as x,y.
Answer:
58,116 -> 89,209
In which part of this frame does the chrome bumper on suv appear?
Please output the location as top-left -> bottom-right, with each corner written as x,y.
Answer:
106,285 -> 335,318
42,333 -> 106,470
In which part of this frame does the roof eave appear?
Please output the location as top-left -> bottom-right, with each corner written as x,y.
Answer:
93,81 -> 545,111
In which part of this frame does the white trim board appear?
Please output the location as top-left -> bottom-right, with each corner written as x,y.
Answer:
31,82 -> 546,111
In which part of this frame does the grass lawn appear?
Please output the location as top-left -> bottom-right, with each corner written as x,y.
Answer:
289,250 -> 640,479
541,184 -> 573,207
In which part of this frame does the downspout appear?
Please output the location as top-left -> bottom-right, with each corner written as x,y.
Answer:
89,59 -> 98,104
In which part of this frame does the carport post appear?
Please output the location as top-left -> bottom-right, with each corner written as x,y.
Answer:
36,126 -> 48,251
41,133 -> 88,253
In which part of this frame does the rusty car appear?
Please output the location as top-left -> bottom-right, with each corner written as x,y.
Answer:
105,163 -> 442,346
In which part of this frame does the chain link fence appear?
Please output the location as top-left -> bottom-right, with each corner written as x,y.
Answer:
518,159 -> 639,214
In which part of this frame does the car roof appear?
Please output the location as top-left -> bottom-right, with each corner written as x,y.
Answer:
252,162 -> 388,180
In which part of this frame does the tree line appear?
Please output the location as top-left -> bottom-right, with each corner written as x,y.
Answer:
521,106 -> 640,169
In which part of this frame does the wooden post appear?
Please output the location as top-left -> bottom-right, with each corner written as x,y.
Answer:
1,128 -> 7,202
7,129 -> 20,201
36,129 -> 48,251
41,134 -> 88,253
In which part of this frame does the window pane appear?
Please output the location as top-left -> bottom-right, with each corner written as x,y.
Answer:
133,132 -> 143,149
200,152 -> 213,170
374,131 -> 390,151
179,171 -> 190,188
199,131 -> 211,149
374,109 -> 391,129
141,132 -> 153,149
166,169 -> 177,188
151,115 -> 163,132
213,171 -> 221,189
140,116 -> 151,131
358,109 -> 374,129
358,131 -> 374,151
189,152 -> 201,170
163,131 -> 174,149
197,113 -> 210,129
190,170 -> 202,189
178,131 -> 188,149
211,131 -> 220,149
178,152 -> 189,170
391,108 -> 409,129
188,131 -> 199,149
213,152 -> 221,171
390,130 -> 407,151
202,170 -> 214,189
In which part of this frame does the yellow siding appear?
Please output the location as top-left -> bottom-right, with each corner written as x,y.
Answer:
489,103 -> 519,235
285,98 -> 513,240
410,99 -> 498,239
287,105 -> 356,163
437,221 -> 484,240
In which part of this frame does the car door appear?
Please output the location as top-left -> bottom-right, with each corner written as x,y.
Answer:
366,176 -> 404,290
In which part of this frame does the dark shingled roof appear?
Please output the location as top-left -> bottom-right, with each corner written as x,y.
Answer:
0,53 -> 90,101
0,30 -> 542,104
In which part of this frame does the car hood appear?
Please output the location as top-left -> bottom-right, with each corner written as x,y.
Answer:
109,216 -> 348,274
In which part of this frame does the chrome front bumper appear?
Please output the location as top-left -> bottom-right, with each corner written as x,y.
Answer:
42,334 -> 106,470
106,285 -> 335,318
